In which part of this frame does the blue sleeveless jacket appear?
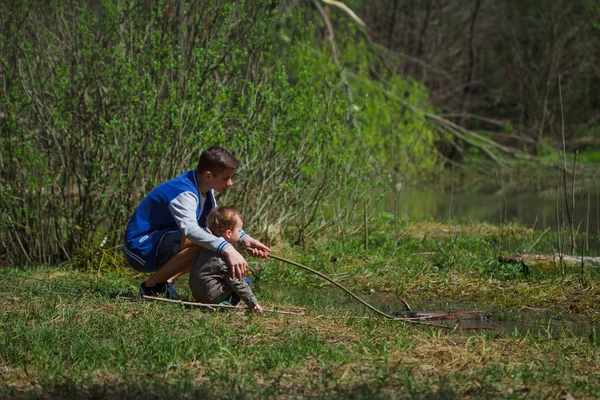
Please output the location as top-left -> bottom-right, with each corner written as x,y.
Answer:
122,170 -> 216,271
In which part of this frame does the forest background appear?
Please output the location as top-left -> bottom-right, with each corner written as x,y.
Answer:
1,0 -> 599,267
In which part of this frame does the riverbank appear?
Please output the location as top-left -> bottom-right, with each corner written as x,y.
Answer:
2,219 -> 600,398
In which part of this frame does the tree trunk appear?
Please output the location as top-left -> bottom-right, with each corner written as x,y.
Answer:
459,0 -> 482,128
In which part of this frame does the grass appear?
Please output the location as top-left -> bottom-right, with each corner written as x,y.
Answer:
2,218 -> 600,398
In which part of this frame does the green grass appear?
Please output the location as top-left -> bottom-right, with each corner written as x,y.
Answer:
2,219 -> 600,398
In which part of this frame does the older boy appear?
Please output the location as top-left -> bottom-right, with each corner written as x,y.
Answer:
190,206 -> 263,312
122,145 -> 270,300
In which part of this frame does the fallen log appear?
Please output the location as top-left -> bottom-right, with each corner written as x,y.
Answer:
499,253 -> 600,274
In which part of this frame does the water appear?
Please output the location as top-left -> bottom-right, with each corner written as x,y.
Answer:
402,299 -> 598,338
258,284 -> 599,339
387,190 -> 600,252
259,188 -> 600,336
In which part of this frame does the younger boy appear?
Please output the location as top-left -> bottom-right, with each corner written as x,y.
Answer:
189,206 -> 263,313
122,145 -> 270,300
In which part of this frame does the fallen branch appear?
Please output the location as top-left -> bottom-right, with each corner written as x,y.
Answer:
141,295 -> 306,316
499,253 -> 600,274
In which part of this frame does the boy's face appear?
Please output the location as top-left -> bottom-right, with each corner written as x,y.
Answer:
226,218 -> 243,244
205,167 -> 234,192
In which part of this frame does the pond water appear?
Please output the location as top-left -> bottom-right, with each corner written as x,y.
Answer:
402,299 -> 598,338
386,190 -> 600,253
258,284 -> 600,339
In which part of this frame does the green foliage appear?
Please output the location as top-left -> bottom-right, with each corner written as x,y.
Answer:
0,1 -> 385,265
577,151 -> 600,163
0,1 -> 453,267
288,9 -> 441,176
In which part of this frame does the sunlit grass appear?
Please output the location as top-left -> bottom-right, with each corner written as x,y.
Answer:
2,219 -> 600,398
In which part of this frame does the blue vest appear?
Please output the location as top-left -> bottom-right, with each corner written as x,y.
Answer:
122,170 -> 216,271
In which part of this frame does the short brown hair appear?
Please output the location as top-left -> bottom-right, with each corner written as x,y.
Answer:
196,145 -> 239,176
207,206 -> 243,237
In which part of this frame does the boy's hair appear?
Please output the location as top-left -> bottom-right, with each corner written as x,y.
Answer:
207,206 -> 243,237
196,145 -> 239,176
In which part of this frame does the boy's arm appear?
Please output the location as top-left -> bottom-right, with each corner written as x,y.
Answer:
170,192 -> 248,279
169,192 -> 231,255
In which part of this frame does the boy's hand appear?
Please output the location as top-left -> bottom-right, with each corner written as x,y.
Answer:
252,304 -> 263,313
242,236 -> 271,258
223,246 -> 248,279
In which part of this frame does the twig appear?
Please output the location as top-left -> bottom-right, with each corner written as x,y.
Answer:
383,234 -> 407,269
401,299 -> 412,311
570,150 -> 578,253
141,295 -> 305,316
586,193 -> 590,252
321,0 -> 366,28
525,227 -> 551,253
364,202 -> 368,251
559,75 -> 574,254
556,160 -> 563,260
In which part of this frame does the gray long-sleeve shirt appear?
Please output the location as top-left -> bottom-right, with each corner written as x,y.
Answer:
189,248 -> 258,308
169,191 -> 230,253
169,191 -> 249,254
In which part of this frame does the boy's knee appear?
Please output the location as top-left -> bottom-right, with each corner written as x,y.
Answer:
179,237 -> 198,251
180,245 -> 200,259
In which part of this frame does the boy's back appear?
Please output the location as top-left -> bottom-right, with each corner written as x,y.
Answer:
189,248 -> 258,308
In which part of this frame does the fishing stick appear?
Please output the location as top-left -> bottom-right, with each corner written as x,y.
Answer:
268,254 -> 480,330
269,254 -> 398,320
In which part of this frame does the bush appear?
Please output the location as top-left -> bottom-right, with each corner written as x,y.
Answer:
0,1 -> 441,266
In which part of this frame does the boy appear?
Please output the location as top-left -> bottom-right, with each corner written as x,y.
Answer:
122,145 -> 270,300
189,206 -> 263,313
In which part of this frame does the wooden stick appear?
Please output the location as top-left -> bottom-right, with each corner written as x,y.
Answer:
141,295 -> 305,316
270,255 -> 474,330
322,312 -> 480,330
269,254 -> 398,320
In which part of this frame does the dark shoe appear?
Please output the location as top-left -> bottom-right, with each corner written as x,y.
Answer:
139,282 -> 164,299
138,281 -> 180,300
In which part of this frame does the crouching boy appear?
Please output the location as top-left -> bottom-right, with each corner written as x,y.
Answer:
190,206 -> 263,313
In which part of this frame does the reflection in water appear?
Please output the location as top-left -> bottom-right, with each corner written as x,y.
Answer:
259,285 -> 599,339
403,300 -> 598,338
385,191 -> 600,252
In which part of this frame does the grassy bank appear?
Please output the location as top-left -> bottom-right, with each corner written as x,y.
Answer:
2,219 -> 600,399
